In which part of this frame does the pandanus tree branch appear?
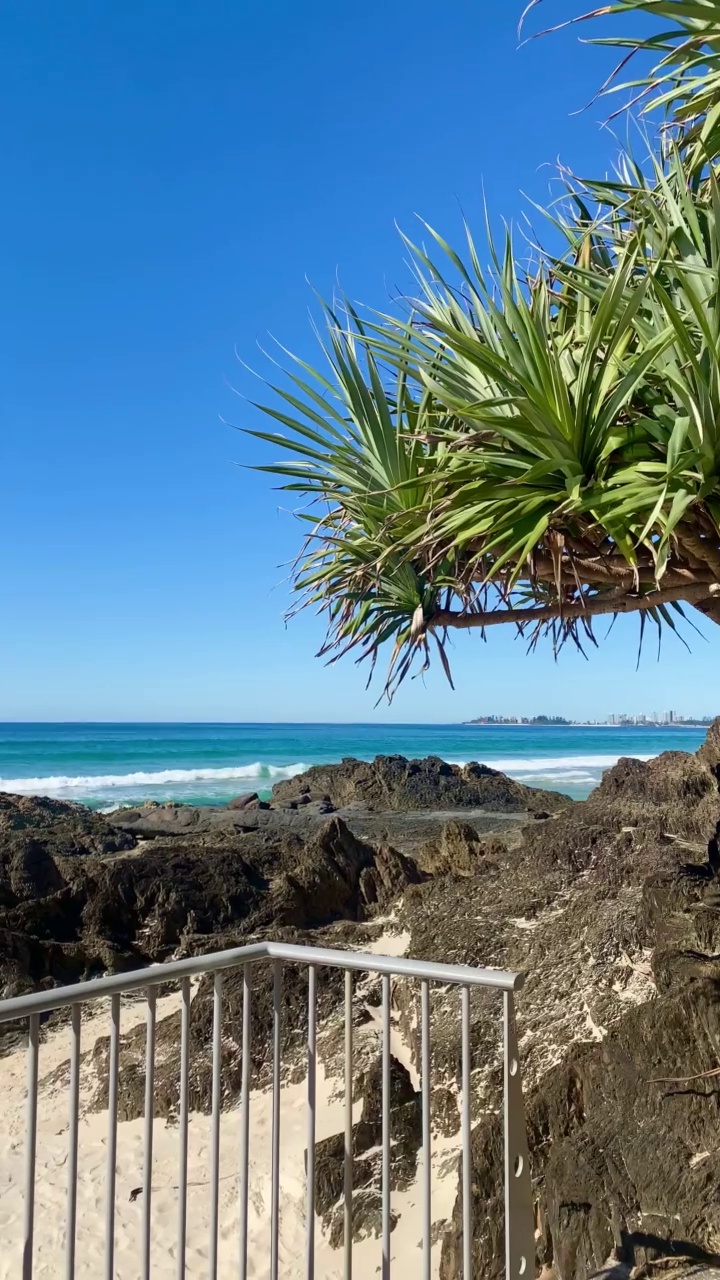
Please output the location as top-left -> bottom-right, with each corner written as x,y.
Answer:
245,2 -> 720,697
430,581 -> 720,633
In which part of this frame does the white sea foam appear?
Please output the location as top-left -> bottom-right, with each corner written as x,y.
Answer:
0,761 -> 307,795
446,752 -> 655,773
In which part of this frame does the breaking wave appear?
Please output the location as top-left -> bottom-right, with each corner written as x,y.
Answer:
476,752 -> 654,773
441,751 -> 657,792
0,750 -> 660,805
0,761 -> 307,796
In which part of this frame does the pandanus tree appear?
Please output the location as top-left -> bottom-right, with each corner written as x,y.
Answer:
248,1 -> 720,698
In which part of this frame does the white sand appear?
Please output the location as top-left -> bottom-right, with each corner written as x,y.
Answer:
0,933 -> 461,1278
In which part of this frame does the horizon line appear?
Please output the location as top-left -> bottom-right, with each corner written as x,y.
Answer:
0,719 -> 712,727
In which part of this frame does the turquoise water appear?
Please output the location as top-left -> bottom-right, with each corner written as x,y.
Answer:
0,722 -> 710,808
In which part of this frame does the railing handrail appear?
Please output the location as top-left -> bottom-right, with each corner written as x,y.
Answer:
0,938 -> 524,1024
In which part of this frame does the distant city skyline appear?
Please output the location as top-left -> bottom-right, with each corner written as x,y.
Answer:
609,714 -> 713,726
467,712 -> 714,727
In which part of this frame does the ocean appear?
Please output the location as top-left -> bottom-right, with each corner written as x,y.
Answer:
0,721 -> 709,809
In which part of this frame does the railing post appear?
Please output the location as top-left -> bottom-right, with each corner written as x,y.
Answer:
420,980 -> 431,1280
343,970 -> 353,1280
105,994 -> 120,1280
209,973 -> 223,1280
22,1013 -> 39,1280
306,965 -> 317,1280
461,986 -> 472,1280
177,978 -> 190,1280
270,960 -> 282,1280
238,965 -> 252,1280
381,973 -> 391,1280
141,987 -> 157,1280
66,1003 -> 81,1280
503,991 -> 535,1280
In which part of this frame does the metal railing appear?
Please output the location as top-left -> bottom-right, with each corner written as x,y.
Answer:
0,940 -> 535,1279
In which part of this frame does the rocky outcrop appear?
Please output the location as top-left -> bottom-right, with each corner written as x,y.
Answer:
0,798 -> 420,1001
358,840 -> 426,910
267,817 -> 380,928
107,754 -> 570,844
0,793 -> 135,908
441,976 -> 720,1280
418,819 -> 507,877
0,793 -> 135,855
271,755 -> 570,814
104,800 -> 270,838
433,725 -> 720,1280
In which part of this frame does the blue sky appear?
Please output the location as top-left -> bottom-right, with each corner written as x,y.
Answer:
2,0 -> 717,723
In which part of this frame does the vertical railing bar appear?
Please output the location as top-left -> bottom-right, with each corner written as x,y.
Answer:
421,980 -> 431,1280
22,1012 -> 40,1280
209,973 -> 223,1280
305,965 -> 317,1280
343,970 -> 353,1280
141,986 -> 157,1280
504,989 -> 513,1280
381,972 -> 391,1280
238,965 -> 252,1280
270,959 -> 282,1280
66,1003 -> 81,1280
177,978 -> 190,1280
104,995 -> 120,1280
461,985 -> 472,1280
503,990 -> 536,1280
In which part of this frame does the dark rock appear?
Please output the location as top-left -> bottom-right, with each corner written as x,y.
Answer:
0,803 -> 422,1000
267,817 -> 381,928
105,801 -> 256,838
420,820 -> 504,877
304,799 -> 336,816
441,979 -> 720,1280
271,755 -> 571,814
0,793 -> 135,908
0,793 -> 135,854
563,746 -> 720,865
105,797 -> 526,857
358,840 -> 425,911
315,1057 -> 422,1245
227,792 -> 259,810
696,717 -> 720,770
7,838 -> 66,902
317,809 -> 530,860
